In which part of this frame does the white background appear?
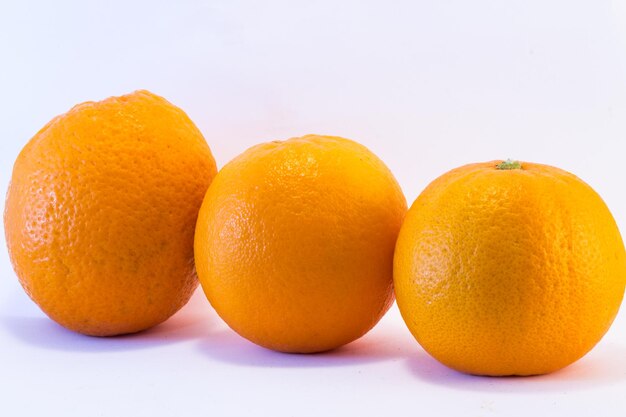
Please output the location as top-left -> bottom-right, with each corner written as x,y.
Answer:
2,1 -> 626,416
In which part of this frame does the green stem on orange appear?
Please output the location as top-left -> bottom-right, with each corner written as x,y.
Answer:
496,159 -> 522,170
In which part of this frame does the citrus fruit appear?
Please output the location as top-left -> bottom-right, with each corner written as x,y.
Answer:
4,90 -> 217,336
394,159 -> 626,376
194,135 -> 407,353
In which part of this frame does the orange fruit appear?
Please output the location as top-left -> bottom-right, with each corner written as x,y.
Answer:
4,90 -> 217,336
194,135 -> 407,353
394,159 -> 626,376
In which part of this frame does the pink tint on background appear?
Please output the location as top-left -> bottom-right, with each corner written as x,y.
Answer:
2,1 -> 626,416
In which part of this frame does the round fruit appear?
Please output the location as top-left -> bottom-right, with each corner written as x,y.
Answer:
394,159 -> 626,376
4,90 -> 217,336
194,135 -> 407,353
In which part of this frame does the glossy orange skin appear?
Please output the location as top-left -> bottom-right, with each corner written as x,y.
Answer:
394,161 -> 626,376
4,90 -> 217,336
194,135 -> 407,353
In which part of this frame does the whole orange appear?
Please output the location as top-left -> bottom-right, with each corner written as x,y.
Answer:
194,135 -> 407,353
394,160 -> 626,376
4,90 -> 217,336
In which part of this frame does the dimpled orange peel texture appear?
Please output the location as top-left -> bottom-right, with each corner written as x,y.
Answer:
194,135 -> 407,353
394,159 -> 626,376
4,90 -> 217,336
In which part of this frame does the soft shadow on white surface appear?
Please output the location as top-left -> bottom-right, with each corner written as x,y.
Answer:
0,289 -> 214,352
197,325 -> 416,368
405,343 -> 626,393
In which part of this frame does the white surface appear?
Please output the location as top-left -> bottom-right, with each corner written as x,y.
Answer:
2,1 -> 626,416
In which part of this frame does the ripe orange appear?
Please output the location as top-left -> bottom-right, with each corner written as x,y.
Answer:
4,90 -> 217,336
394,160 -> 626,376
194,135 -> 407,353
